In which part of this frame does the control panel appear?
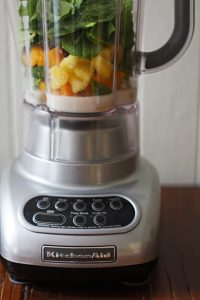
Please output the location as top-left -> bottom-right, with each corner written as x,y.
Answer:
24,196 -> 137,230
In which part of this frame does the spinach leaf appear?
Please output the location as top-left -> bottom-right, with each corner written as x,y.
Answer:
31,66 -> 45,88
92,81 -> 112,96
32,66 -> 45,80
120,0 -> 135,72
49,0 -> 72,23
18,0 -> 37,18
87,21 -> 115,46
69,0 -> 84,14
62,30 -> 102,58
49,0 -> 115,36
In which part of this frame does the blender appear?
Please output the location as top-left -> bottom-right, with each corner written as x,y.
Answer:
0,0 -> 194,284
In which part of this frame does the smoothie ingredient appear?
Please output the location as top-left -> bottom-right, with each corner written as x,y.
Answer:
49,47 -> 64,67
19,0 -> 135,101
50,65 -> 69,89
92,56 -> 113,79
22,47 -> 44,67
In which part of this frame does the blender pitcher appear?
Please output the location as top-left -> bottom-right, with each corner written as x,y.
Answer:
0,0 -> 194,285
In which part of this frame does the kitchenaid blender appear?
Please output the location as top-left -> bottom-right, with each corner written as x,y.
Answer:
0,0 -> 194,284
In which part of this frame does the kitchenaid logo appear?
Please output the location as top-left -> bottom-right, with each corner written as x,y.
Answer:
42,246 -> 116,263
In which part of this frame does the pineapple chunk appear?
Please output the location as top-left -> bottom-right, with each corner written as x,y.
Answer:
69,59 -> 93,93
100,47 -> 113,62
50,65 -> 69,90
60,55 -> 91,73
60,55 -> 80,72
92,56 -> 113,79
69,75 -> 90,94
73,61 -> 93,82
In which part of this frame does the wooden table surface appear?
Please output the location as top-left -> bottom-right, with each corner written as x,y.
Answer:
1,187 -> 200,300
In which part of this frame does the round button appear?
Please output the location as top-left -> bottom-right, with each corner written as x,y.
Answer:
92,201 -> 105,212
93,214 -> 107,226
55,199 -> 68,211
73,215 -> 86,227
73,201 -> 86,212
37,198 -> 50,210
110,199 -> 123,211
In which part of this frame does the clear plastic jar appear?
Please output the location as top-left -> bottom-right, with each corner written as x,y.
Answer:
18,0 -> 137,113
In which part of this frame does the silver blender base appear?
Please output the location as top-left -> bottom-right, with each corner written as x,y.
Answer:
0,156 -> 160,284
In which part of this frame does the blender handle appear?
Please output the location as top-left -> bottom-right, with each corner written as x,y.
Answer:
138,0 -> 194,73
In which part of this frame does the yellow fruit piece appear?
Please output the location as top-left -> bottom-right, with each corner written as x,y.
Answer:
60,55 -> 79,72
73,62 -> 93,81
92,56 -> 113,79
39,81 -> 46,92
21,47 -> 44,67
50,65 -> 69,90
49,47 -> 64,67
69,75 -> 90,94
71,62 -> 93,93
60,55 -> 93,93
100,45 -> 123,64
100,47 -> 113,62
60,55 -> 90,73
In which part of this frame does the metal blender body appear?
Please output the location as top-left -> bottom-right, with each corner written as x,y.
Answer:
0,103 -> 160,284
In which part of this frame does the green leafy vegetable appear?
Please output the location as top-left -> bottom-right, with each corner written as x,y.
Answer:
19,0 -> 136,94
62,30 -> 102,58
69,0 -> 84,14
18,0 -> 37,18
32,66 -> 45,80
31,66 -> 45,88
48,0 -> 115,36
120,0 -> 135,72
92,81 -> 112,96
87,21 -> 115,46
48,0 -> 72,22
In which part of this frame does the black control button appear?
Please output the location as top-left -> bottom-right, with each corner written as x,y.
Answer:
110,198 -> 123,211
92,200 -> 105,212
33,213 -> 66,225
93,214 -> 107,226
73,215 -> 86,227
55,199 -> 68,211
73,201 -> 86,212
37,198 -> 50,210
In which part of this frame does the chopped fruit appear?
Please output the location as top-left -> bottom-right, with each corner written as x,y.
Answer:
60,56 -> 93,93
69,75 -> 90,94
100,47 -> 113,62
92,73 -> 113,89
50,65 -> 69,89
60,55 -> 91,74
92,56 -> 113,79
49,47 -> 64,67
22,47 -> 44,67
39,81 -> 46,92
77,84 -> 93,97
117,71 -> 126,87
60,55 -> 80,72
36,48 -> 45,66
110,45 -> 123,64
73,61 -> 93,82
100,45 -> 123,64
60,83 -> 74,96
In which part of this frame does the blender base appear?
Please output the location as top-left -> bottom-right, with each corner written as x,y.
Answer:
2,257 -> 158,286
0,157 -> 160,285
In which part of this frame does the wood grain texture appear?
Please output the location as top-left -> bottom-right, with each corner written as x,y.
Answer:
0,187 -> 200,299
